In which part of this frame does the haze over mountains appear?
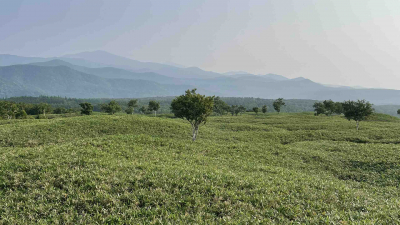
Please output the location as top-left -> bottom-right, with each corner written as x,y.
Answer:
1,50 -> 400,104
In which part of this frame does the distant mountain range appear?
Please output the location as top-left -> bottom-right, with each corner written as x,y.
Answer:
1,51 -> 400,104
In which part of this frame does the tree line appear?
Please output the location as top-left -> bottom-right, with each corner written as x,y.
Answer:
0,89 -> 377,139
313,99 -> 373,130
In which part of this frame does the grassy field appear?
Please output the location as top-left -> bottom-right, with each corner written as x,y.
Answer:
0,113 -> 400,224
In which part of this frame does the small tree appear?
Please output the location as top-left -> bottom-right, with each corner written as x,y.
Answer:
101,100 -> 121,115
34,103 -> 52,117
79,102 -> 93,115
170,89 -> 214,141
15,109 -> 28,119
313,102 -> 325,116
139,106 -> 147,114
126,99 -> 138,115
148,100 -> 160,117
342,100 -> 374,131
273,98 -> 285,113
237,105 -> 246,115
230,105 -> 246,116
397,109 -> 400,115
230,105 -> 237,116
0,101 -> 18,119
262,105 -> 267,114
253,107 -> 259,115
53,107 -> 67,114
323,100 -> 335,116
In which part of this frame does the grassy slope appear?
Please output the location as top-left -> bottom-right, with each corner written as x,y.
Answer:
0,113 -> 400,224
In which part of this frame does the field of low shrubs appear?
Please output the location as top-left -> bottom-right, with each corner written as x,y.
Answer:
0,113 -> 399,223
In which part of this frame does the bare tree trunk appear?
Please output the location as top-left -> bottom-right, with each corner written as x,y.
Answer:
356,121 -> 359,131
154,111 -> 156,117
192,125 -> 199,141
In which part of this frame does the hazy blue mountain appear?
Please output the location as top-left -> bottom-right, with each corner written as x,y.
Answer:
261,73 -> 289,81
30,59 -> 178,84
0,64 -> 193,98
0,54 -> 109,68
3,53 -> 400,104
225,72 -> 289,81
63,51 -> 221,79
0,54 -> 49,66
223,71 -> 251,75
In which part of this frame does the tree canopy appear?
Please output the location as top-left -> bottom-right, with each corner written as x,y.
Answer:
342,100 -> 374,130
262,105 -> 267,114
273,98 -> 285,113
170,89 -> 214,141
79,102 -> 93,115
253,107 -> 259,115
101,101 -> 121,115
148,100 -> 160,117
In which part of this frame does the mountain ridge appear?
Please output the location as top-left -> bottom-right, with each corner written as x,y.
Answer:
1,53 -> 400,104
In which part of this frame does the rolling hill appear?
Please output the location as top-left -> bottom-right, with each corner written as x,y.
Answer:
0,64 -> 193,98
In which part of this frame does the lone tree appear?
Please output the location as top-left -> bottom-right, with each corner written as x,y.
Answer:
397,109 -> 400,115
79,102 -> 93,115
342,100 -> 374,131
101,100 -> 121,115
273,98 -> 285,113
148,100 -> 160,117
262,105 -> 267,114
126,99 -> 138,114
253,107 -> 259,115
170,89 -> 214,141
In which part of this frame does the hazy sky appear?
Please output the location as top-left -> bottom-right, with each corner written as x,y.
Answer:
1,0 -> 400,89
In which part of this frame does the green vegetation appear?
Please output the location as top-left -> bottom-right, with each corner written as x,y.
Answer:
171,89 -> 214,141
101,100 -> 122,115
252,107 -> 259,115
229,105 -> 246,116
262,105 -> 267,114
126,99 -> 138,115
79,102 -> 93,115
313,100 -> 343,116
148,100 -> 160,117
342,100 -> 374,130
213,97 -> 230,116
273,98 -> 285,113
0,112 -> 400,223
